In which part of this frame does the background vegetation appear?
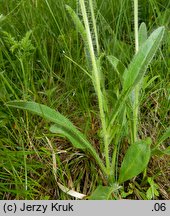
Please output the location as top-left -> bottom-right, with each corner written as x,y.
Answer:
0,0 -> 169,199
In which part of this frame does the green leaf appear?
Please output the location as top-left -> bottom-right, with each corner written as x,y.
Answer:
138,22 -> 147,47
6,101 -> 107,174
146,187 -> 154,200
7,101 -> 89,148
107,27 -> 165,131
65,5 -> 88,49
146,177 -> 159,200
118,138 -> 151,184
6,101 -> 86,149
88,185 -> 114,200
50,124 -> 86,150
107,55 -> 126,82
123,26 -> 165,92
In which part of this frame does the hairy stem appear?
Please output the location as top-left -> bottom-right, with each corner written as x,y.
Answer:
132,0 -> 139,143
79,0 -> 110,171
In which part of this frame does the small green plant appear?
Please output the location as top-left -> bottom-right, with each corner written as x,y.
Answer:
6,0 -> 167,199
146,177 -> 159,200
1,30 -> 35,98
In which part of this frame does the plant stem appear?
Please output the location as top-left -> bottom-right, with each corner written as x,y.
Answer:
132,0 -> 139,143
89,0 -> 100,55
79,0 -> 110,171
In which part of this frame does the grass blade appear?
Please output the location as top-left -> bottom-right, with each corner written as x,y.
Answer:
152,127 -> 170,155
156,127 -> 170,147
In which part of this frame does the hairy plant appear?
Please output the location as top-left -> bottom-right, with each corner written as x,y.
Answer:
6,0 -> 168,199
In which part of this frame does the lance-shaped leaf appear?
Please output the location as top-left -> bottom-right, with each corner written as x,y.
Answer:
6,101 -> 107,174
119,138 -> 151,184
107,26 -> 165,130
65,5 -> 88,50
123,26 -> 165,92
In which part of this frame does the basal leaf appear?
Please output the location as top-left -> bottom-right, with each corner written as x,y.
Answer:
118,138 -> 151,184
88,185 -> 114,200
6,101 -> 107,174
123,26 -> 165,92
50,124 -> 85,150
6,101 -> 89,150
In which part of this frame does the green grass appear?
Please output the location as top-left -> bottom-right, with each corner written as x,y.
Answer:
0,0 -> 170,200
